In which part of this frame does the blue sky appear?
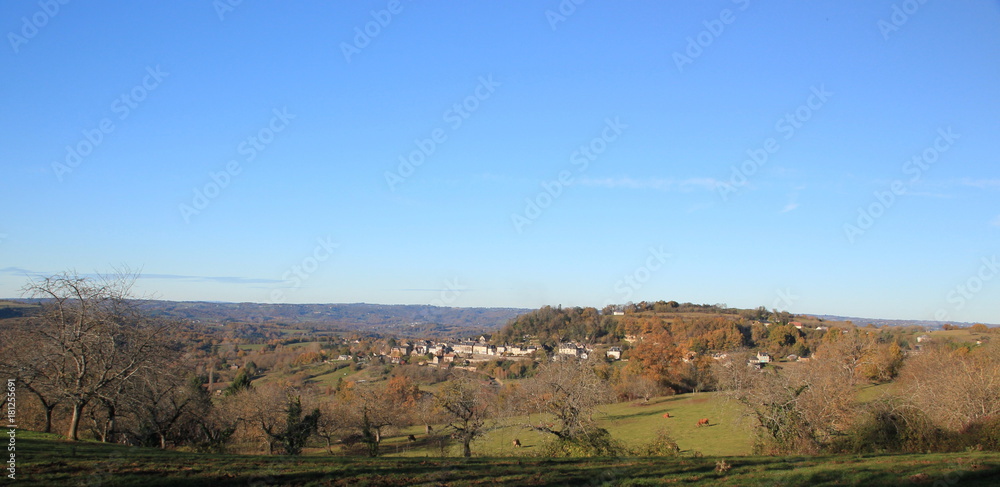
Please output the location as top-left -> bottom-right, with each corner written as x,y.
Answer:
2,1 -> 999,324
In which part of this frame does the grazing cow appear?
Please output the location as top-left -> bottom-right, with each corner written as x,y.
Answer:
512,439 -> 522,448
407,434 -> 417,442
697,418 -> 710,427
662,413 -> 671,418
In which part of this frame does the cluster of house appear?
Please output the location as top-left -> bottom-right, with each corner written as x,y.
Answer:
376,335 -> 545,365
353,335 -> 629,365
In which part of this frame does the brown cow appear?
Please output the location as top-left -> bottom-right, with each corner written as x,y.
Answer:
697,418 -> 710,427
662,413 -> 671,418
512,439 -> 522,448
407,434 -> 417,442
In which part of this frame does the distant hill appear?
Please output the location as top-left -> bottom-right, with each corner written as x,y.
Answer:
128,301 -> 531,337
2,299 -> 530,337
810,314 -> 998,330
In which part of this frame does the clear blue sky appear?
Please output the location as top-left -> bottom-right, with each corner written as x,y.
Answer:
2,1 -> 999,324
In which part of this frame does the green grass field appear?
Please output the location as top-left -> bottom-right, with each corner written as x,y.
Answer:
15,431 -> 1000,486
372,392 -> 750,458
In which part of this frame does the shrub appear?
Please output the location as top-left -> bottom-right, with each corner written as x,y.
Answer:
959,416 -> 1000,451
833,400 -> 951,454
540,428 -> 625,457
630,428 -> 680,456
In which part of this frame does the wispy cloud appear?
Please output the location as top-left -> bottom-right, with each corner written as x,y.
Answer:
0,267 -> 41,276
780,185 -> 805,213
575,176 -> 719,192
143,273 -> 285,285
958,178 -> 1000,189
0,267 -> 283,285
399,288 -> 476,292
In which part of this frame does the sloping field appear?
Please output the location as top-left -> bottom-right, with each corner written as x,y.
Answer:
380,391 -> 751,458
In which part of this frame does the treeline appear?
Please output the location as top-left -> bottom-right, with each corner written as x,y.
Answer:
494,303 -> 830,358
494,306 -> 614,346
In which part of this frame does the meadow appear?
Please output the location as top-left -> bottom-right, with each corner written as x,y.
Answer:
16,430 -> 1000,486
17,391 -> 999,486
380,392 -> 751,458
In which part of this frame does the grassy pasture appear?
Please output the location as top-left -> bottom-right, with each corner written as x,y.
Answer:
15,430 -> 1000,486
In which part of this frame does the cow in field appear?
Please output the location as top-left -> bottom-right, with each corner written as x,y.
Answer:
512,439 -> 522,448
697,418 -> 710,427
662,413 -> 671,418
407,434 -> 417,442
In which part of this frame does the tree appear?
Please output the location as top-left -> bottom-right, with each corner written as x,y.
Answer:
280,396 -> 320,455
0,328 -> 62,433
515,360 -> 613,453
899,341 -> 1000,431
19,271 -> 170,440
225,369 -> 253,396
435,377 -> 498,457
713,353 -> 810,453
714,349 -> 857,453
129,368 -> 209,448
315,398 -> 349,454
338,382 -> 401,456
628,327 -> 683,388
229,383 -> 286,454
615,370 -> 662,402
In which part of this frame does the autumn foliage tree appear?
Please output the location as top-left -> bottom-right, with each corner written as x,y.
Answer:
627,326 -> 683,389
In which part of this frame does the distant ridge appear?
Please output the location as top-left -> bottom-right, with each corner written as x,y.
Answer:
0,299 -> 531,337
809,314 -> 998,329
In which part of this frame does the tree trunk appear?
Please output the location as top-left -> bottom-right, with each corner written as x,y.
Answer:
463,437 -> 472,458
43,404 -> 55,434
68,402 -> 83,441
104,404 -> 117,443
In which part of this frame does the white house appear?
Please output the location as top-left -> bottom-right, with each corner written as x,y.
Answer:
509,345 -> 537,357
606,347 -> 622,360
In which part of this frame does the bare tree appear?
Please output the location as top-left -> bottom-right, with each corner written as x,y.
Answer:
314,398 -> 349,454
0,327 -> 62,433
435,377 -> 498,457
338,382 -> 401,457
127,365 -> 208,449
714,348 -> 857,453
228,383 -> 286,454
514,360 -> 613,452
18,271 -> 170,440
899,341 -> 1000,431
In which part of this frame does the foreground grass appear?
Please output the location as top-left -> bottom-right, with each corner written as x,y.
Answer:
16,431 -> 1000,486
